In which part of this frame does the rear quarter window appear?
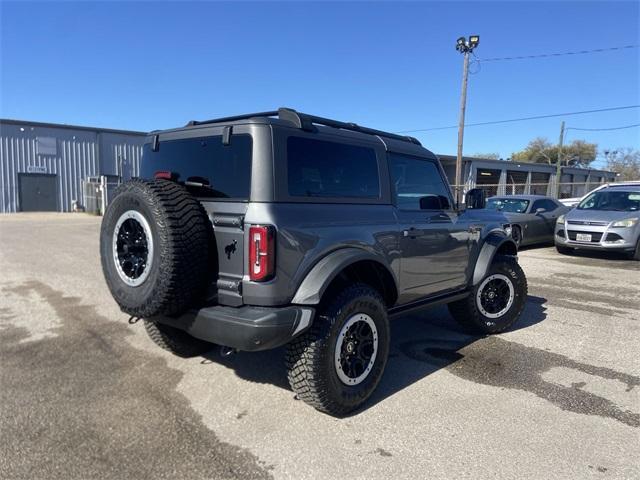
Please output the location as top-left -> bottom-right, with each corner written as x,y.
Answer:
140,135 -> 252,200
287,137 -> 380,199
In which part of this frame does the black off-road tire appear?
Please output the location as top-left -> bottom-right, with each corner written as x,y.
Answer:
144,320 -> 213,357
627,239 -> 640,261
448,255 -> 527,335
100,179 -> 214,318
285,284 -> 390,416
556,245 -> 573,255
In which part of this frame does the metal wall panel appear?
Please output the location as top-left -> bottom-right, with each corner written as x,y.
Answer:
0,121 -> 145,212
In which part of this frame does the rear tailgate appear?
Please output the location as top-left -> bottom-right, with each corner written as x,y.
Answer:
140,130 -> 255,307
203,201 -> 247,306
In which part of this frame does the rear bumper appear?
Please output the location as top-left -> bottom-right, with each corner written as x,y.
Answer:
154,304 -> 314,352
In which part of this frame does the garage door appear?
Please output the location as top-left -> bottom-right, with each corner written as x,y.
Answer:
19,174 -> 58,212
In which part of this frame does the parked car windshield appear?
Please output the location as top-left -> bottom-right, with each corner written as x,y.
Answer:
577,190 -> 640,212
486,198 -> 529,213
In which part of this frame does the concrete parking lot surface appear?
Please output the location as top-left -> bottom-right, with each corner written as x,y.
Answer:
1,213 -> 638,479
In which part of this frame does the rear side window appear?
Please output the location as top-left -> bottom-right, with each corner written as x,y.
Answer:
287,137 -> 380,198
140,135 -> 252,200
389,153 -> 452,210
532,199 -> 558,212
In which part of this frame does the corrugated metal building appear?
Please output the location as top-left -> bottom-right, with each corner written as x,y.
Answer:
438,154 -> 617,199
0,119 -> 146,213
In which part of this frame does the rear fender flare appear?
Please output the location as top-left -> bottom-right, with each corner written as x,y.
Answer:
472,232 -> 518,286
291,248 -> 396,305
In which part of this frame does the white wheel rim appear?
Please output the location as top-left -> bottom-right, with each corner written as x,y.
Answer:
476,274 -> 515,319
112,210 -> 154,287
334,313 -> 379,386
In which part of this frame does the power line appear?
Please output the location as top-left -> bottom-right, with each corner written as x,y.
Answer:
397,105 -> 640,133
478,44 -> 639,62
566,123 -> 640,132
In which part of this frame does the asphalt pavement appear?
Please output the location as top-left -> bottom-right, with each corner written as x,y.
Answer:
1,213 -> 638,479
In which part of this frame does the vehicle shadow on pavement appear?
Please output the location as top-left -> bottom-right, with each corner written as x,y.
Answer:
365,295 -> 547,411
562,249 -> 635,262
200,295 -> 548,411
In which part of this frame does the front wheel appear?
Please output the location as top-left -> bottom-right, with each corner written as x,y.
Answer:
448,255 -> 527,334
556,245 -> 573,255
285,284 -> 389,416
627,239 -> 640,261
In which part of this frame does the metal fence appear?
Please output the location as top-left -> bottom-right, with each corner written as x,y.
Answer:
82,175 -> 122,214
452,181 -> 606,200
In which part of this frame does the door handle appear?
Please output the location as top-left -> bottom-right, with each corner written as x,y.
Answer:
427,213 -> 450,223
403,227 -> 420,238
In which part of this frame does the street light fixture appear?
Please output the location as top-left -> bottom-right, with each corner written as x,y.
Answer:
454,35 -> 480,205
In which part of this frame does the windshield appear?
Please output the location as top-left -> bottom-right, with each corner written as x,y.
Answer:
486,198 -> 529,213
577,190 -> 640,212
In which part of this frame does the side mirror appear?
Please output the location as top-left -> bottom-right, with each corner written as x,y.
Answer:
535,208 -> 546,214
419,196 -> 442,210
465,188 -> 486,209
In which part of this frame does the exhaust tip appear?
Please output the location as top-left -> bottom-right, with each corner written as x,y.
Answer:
219,346 -> 237,358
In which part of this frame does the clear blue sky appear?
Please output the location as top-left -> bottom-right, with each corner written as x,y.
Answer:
1,1 -> 639,168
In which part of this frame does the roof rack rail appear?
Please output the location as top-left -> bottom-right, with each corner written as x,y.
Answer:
186,110 -> 278,127
185,108 -> 421,146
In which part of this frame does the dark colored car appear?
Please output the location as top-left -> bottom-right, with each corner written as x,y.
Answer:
99,108 -> 526,415
485,195 -> 571,246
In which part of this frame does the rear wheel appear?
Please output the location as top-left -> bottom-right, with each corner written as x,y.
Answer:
448,255 -> 527,334
285,284 -> 389,416
144,320 -> 213,357
556,245 -> 573,255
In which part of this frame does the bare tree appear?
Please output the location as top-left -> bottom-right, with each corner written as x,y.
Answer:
604,148 -> 640,181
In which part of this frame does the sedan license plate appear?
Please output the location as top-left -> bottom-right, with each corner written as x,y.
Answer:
576,233 -> 592,242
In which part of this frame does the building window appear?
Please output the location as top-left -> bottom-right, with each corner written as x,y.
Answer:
36,137 -> 57,156
475,168 -> 501,197
530,172 -> 550,195
506,170 -> 528,195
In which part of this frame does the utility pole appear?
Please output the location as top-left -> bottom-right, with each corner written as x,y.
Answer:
555,121 -> 565,198
455,35 -> 480,205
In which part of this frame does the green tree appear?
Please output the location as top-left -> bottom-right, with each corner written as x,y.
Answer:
511,137 -> 597,167
604,148 -> 640,181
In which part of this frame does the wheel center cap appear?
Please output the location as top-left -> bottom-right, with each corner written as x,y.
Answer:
346,342 -> 355,354
487,291 -> 496,299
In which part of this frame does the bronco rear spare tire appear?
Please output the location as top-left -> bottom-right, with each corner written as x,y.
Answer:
100,179 -> 213,318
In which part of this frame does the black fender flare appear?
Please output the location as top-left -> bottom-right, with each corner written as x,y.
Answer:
291,248 -> 397,305
471,232 -> 518,286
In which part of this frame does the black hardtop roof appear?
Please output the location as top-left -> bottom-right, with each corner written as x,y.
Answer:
149,108 -> 432,156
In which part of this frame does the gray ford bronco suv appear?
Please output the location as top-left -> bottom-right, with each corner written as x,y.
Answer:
100,108 -> 527,416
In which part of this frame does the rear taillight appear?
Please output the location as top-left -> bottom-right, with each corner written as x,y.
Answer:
154,171 -> 179,181
249,225 -> 275,281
